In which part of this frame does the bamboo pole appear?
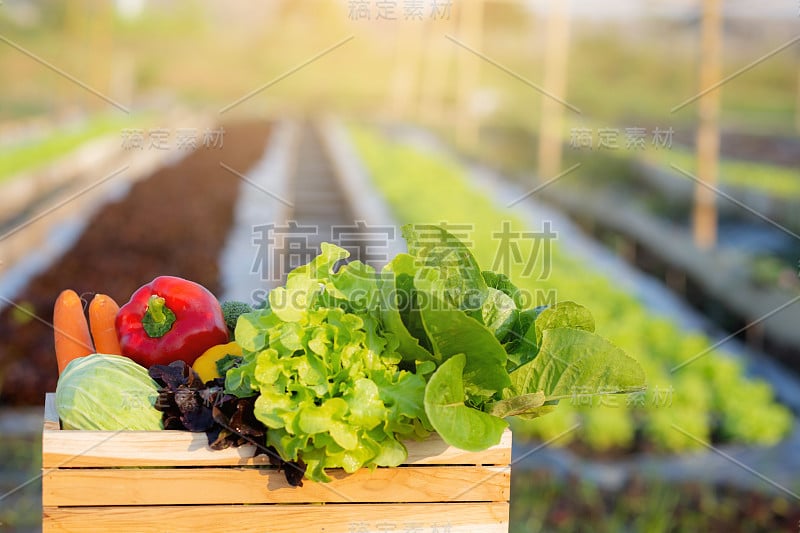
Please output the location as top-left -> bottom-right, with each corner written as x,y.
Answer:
693,0 -> 723,249
88,0 -> 114,112
536,0 -> 571,181
389,21 -> 425,122
455,0 -> 484,148
63,0 -> 85,111
795,65 -> 800,133
419,16 -> 453,127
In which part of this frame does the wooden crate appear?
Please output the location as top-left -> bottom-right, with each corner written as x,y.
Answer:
42,393 -> 511,532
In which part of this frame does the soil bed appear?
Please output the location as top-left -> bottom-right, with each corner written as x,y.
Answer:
0,121 -> 272,406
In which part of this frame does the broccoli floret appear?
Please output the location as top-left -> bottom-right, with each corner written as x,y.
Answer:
220,300 -> 254,332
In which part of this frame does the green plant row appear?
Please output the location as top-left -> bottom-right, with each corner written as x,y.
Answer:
0,114 -> 148,183
350,125 -> 792,453
644,146 -> 800,199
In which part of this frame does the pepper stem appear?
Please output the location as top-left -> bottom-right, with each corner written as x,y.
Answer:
142,295 -> 176,338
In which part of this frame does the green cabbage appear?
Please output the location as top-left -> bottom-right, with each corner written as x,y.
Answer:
56,354 -> 163,431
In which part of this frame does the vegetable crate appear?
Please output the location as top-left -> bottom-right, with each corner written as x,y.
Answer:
42,394 -> 512,532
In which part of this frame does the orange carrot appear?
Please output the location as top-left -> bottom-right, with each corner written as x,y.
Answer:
54,289 -> 95,373
89,293 -> 122,355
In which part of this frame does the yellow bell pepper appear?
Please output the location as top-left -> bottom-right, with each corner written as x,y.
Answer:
192,341 -> 242,383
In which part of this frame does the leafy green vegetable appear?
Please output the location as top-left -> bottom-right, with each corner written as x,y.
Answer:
481,288 -> 517,341
56,354 -> 163,431
482,270 -> 525,308
534,302 -> 595,346
240,306 -> 428,482
489,391 -> 546,418
424,354 -> 508,451
387,253 -> 431,349
401,223 -> 513,400
419,302 -> 511,400
228,243 -> 431,482
402,224 -> 487,310
380,257 -> 436,363
503,308 -> 541,370
223,225 -> 647,482
511,328 -> 646,400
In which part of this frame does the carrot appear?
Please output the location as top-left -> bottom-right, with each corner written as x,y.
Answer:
54,289 -> 95,373
89,293 -> 122,355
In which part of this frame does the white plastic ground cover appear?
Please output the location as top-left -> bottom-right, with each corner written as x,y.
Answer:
318,118 -> 407,261
218,121 -> 296,303
219,119 -> 408,305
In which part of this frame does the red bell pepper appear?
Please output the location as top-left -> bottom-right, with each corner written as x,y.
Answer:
116,276 -> 229,368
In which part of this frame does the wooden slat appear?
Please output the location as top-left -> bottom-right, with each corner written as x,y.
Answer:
43,427 -> 269,468
408,428 -> 511,465
43,395 -> 511,468
43,465 -> 509,506
43,502 -> 509,533
43,430 -> 510,468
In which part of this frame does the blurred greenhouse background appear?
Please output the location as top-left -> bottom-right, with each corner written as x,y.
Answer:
1,0 -> 799,531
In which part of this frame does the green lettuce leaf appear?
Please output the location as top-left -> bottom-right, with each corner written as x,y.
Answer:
269,243 -> 350,322
380,256 -> 436,363
424,354 -> 508,451
482,270 -> 525,308
420,301 -> 511,400
510,327 -> 646,400
481,287 -> 517,341
489,391 -> 546,418
534,301 -> 595,346
504,308 -> 540,370
233,304 -> 427,482
330,260 -> 381,313
402,224 -> 487,310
